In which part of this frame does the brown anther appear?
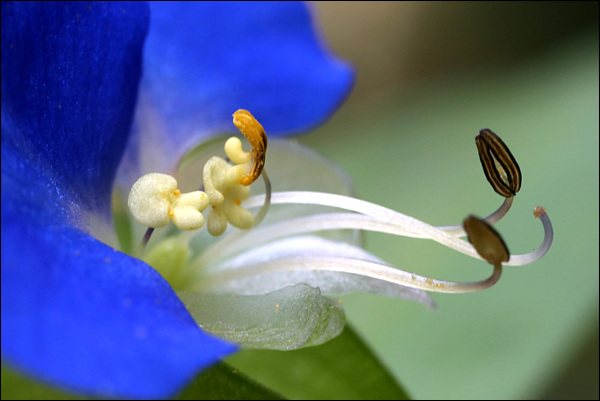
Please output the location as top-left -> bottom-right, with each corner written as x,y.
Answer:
464,215 -> 510,265
476,129 -> 521,198
233,109 -> 267,186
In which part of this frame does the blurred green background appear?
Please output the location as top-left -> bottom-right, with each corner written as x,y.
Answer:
295,1 -> 598,399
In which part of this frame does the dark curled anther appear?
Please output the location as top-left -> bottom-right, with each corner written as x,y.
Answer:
475,129 -> 522,198
464,215 -> 510,265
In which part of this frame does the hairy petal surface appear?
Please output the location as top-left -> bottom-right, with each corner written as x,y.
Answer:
119,1 -> 355,183
1,2 -> 235,398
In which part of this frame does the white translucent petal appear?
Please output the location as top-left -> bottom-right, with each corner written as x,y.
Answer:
184,138 -> 364,267
180,138 -> 357,229
196,236 -> 435,308
176,137 -> 355,194
178,283 -> 345,350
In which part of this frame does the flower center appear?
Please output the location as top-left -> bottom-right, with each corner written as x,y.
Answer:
120,114 -> 553,296
123,110 -> 269,289
114,114 -> 554,350
128,109 -> 267,237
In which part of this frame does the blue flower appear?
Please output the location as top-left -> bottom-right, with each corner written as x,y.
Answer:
1,1 -> 353,399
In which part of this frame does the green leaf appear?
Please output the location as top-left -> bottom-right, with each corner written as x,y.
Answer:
1,365 -> 84,400
2,362 -> 282,400
175,362 -> 283,400
225,323 -> 410,400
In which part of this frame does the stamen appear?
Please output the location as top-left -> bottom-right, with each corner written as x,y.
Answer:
252,169 -> 272,228
201,111 -> 269,236
126,116 -> 551,302
243,191 -> 482,258
414,129 -> 522,237
463,215 -> 509,265
190,170 -> 272,267
422,130 -> 520,236
242,191 -> 551,264
476,129 -> 522,197
483,196 -> 514,225
191,255 -> 504,295
434,196 -> 514,237
140,227 -> 155,249
232,109 -> 267,186
127,172 -> 209,231
203,156 -> 254,236
189,204 -> 522,296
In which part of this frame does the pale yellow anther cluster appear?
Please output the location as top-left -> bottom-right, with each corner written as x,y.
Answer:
203,137 -> 255,236
128,173 -> 209,231
127,109 -> 266,237
198,109 -> 266,235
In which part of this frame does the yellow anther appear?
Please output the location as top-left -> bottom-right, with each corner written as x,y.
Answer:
129,110 -> 269,240
232,109 -> 267,186
128,173 -> 209,231
194,110 -> 269,236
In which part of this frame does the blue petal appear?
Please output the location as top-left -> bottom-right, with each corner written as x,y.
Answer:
2,1 -> 146,215
0,157 -> 236,398
1,2 -> 236,398
120,1 -> 354,179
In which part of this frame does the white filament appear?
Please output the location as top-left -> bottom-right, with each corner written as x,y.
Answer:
241,191 -> 551,267
193,255 -> 503,294
184,189 -> 552,295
